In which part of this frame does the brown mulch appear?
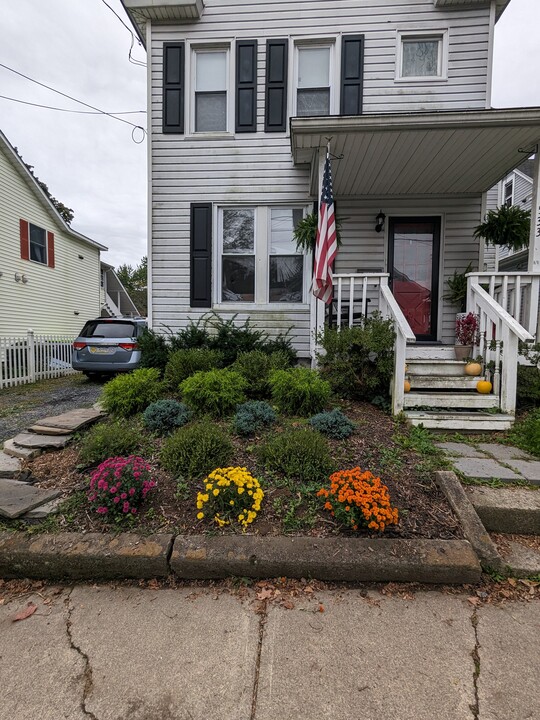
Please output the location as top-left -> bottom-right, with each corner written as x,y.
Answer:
492,532 -> 540,554
14,400 -> 464,541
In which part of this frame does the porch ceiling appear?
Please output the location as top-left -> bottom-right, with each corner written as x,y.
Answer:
290,108 -> 540,198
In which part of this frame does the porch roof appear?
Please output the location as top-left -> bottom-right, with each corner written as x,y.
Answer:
290,108 -> 540,198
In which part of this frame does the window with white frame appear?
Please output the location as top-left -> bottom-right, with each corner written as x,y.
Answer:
504,179 -> 514,207
218,206 -> 306,304
397,32 -> 447,80
296,44 -> 332,117
194,49 -> 228,132
29,223 -> 47,264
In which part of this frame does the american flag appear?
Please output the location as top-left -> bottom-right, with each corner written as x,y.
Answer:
312,153 -> 337,304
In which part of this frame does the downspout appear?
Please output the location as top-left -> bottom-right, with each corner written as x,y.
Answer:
485,1 -> 496,109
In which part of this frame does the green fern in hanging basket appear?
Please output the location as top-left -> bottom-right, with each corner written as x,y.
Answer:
473,205 -> 531,253
293,212 -> 343,253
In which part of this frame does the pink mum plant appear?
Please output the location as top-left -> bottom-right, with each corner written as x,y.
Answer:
88,456 -> 156,519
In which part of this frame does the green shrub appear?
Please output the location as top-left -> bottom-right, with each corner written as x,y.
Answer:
516,365 -> 540,409
316,313 -> 395,400
143,400 -> 191,435
233,400 -> 277,436
258,428 -> 333,483
309,408 -> 355,439
509,409 -> 540,457
79,418 -> 147,465
100,368 -> 163,417
160,421 -> 233,478
169,320 -> 211,351
269,367 -> 331,416
180,369 -> 247,417
232,350 -> 291,399
139,322 -> 211,372
139,328 -> 170,372
164,348 -> 224,390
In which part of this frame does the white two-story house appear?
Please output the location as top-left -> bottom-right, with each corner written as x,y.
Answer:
122,0 -> 540,430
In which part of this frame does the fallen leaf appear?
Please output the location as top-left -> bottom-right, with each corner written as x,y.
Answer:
304,586 -> 314,594
12,602 -> 37,622
507,578 -> 517,587
318,604 -> 325,613
282,599 -> 295,610
467,597 -> 480,607
257,589 -> 274,601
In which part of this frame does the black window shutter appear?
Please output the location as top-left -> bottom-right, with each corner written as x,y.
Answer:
340,35 -> 365,116
190,203 -> 212,308
163,43 -> 185,133
265,39 -> 288,132
236,40 -> 257,133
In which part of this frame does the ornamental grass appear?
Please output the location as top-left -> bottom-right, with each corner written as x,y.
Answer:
317,467 -> 398,533
196,466 -> 264,530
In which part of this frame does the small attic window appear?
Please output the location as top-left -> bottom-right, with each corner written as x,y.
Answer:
397,30 -> 448,81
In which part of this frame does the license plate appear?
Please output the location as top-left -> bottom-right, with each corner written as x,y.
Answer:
89,346 -> 115,355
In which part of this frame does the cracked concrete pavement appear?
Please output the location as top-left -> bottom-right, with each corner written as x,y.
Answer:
0,585 -> 538,720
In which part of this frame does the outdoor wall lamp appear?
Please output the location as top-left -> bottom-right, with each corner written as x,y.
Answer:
375,211 -> 386,233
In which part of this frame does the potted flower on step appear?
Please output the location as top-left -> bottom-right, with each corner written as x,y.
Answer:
454,312 -> 479,361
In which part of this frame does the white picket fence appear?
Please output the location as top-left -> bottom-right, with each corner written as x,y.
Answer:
0,331 -> 78,389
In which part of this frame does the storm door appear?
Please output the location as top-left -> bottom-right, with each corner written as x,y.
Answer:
388,217 -> 441,341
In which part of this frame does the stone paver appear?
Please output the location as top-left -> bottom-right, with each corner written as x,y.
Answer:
33,408 -> 103,432
452,457 -> 524,482
503,459 -> 540,485
0,478 -> 61,519
2,439 -> 41,460
467,486 -> 540,534
503,541 -> 540,577
436,442 -> 486,458
11,432 -> 73,449
477,443 -> 534,462
22,497 -> 63,519
478,601 -> 540,720
256,591 -> 476,720
0,451 -> 21,478
28,424 -> 73,436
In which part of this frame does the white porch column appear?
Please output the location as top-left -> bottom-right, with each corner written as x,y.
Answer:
527,152 -> 540,272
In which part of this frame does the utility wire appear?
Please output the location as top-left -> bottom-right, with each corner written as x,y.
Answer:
0,93 -> 146,115
0,61 -> 146,142
100,0 -> 147,67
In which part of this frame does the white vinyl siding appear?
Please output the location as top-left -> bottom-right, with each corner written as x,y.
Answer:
0,149 -> 101,338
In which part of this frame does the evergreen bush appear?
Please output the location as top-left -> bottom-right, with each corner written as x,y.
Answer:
233,400 -> 277,436
258,428 -> 333,483
180,369 -> 247,417
309,408 -> 355,439
160,421 -> 233,478
164,348 -> 224,390
100,368 -> 163,417
232,350 -> 291,398
143,399 -> 191,435
79,418 -> 147,466
269,367 -> 331,415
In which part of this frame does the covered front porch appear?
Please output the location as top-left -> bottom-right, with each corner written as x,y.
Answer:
291,108 -> 540,429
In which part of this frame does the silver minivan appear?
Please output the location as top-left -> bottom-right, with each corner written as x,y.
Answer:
72,318 -> 147,378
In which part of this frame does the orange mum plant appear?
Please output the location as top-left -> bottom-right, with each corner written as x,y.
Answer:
317,468 -> 398,532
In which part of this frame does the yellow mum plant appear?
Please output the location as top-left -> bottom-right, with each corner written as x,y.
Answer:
196,466 -> 264,530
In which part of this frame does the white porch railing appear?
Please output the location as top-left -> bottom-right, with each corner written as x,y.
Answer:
467,277 -> 534,414
311,273 -> 415,414
0,331 -> 78,389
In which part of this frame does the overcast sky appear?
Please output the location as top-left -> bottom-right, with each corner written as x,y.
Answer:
1,0 -> 539,269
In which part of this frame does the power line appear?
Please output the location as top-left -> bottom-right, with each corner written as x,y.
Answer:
0,61 -> 146,142
0,93 -> 146,115
99,0 -> 147,67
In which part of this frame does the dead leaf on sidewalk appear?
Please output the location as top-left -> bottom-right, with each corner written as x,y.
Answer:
467,597 -> 481,607
12,602 -> 38,622
257,589 -> 274,601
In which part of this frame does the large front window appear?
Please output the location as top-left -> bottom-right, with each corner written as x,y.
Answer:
219,206 -> 305,304
194,49 -> 228,132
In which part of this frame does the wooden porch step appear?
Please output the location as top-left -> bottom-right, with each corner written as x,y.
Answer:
406,345 -> 457,361
409,375 -> 481,391
405,411 -> 514,432
403,392 -> 498,410
407,359 -> 467,377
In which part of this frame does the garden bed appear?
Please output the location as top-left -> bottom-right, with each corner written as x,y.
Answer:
14,401 -> 462,541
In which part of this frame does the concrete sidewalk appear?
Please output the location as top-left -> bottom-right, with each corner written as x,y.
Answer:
0,584 -> 538,720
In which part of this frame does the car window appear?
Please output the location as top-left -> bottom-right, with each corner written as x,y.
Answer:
79,321 -> 137,339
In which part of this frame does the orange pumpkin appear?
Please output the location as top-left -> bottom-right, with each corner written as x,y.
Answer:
465,362 -> 482,376
476,380 -> 492,394
404,380 -> 411,393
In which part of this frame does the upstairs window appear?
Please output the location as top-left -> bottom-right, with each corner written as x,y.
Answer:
504,179 -> 514,207
296,44 -> 332,117
397,31 -> 447,81
29,223 -> 47,264
194,49 -> 228,132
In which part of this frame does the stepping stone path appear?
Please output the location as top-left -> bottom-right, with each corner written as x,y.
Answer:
0,407 -> 103,520
436,442 -> 540,486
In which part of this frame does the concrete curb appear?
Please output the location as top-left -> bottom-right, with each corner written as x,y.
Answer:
0,532 -> 173,580
0,530 -> 482,583
435,470 -> 504,572
466,486 -> 540,535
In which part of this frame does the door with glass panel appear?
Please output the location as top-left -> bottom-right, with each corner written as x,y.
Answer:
388,217 -> 441,341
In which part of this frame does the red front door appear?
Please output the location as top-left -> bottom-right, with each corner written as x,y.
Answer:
388,217 -> 441,341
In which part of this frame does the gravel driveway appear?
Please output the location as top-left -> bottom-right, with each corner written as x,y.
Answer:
0,374 -> 104,443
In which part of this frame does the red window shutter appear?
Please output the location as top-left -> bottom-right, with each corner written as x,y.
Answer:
20,219 -> 30,260
47,231 -> 55,268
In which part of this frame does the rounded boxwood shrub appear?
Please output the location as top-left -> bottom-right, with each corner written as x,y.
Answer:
101,368 -> 163,417
180,369 -> 247,417
160,420 -> 233,478
232,350 -> 291,399
309,408 -> 355,439
257,428 -> 333,483
164,348 -> 224,390
269,367 -> 331,416
233,400 -> 277,436
79,418 -> 147,466
143,399 -> 191,435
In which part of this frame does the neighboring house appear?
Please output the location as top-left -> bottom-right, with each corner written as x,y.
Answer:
483,158 -> 534,271
100,262 -> 141,318
122,0 -> 540,430
0,129 -> 107,339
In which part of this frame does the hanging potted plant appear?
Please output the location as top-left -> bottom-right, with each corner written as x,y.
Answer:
473,205 -> 531,252
454,312 -> 479,361
293,212 -> 343,254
